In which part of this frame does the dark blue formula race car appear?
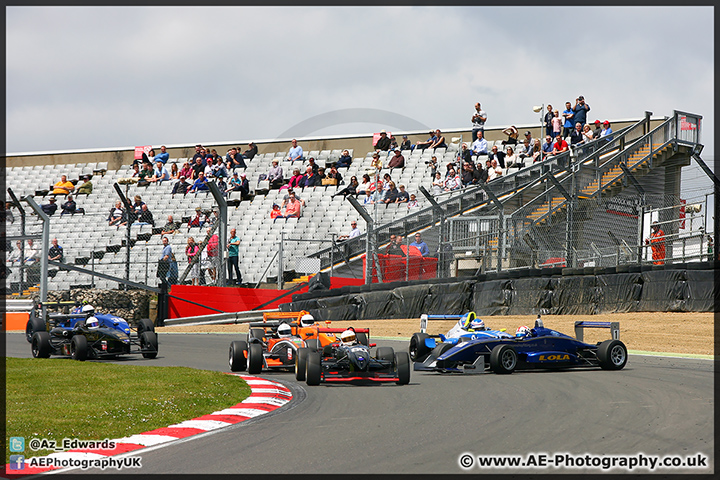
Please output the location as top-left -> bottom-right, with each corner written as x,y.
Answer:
412,316 -> 627,374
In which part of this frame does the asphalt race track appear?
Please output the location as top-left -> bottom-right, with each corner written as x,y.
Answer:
5,332 -> 714,474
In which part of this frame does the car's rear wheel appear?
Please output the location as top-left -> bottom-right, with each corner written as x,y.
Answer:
306,351 -> 321,386
31,331 -> 52,358
247,343 -> 264,374
409,332 -> 431,362
137,318 -> 154,336
71,335 -> 88,361
140,331 -> 159,359
490,344 -> 517,374
376,346 -> 395,363
229,340 -> 248,372
26,316 -> 46,343
395,351 -> 411,385
305,338 -> 320,352
597,340 -> 627,370
295,347 -> 309,381
356,332 -> 369,346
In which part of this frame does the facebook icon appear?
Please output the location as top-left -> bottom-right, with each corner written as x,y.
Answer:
9,455 -> 25,470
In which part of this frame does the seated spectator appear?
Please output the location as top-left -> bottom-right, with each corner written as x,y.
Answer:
154,145 -> 170,164
324,165 -> 343,186
582,124 -> 594,144
332,175 -> 358,199
150,160 -> 171,183
108,201 -> 127,227
187,207 -> 207,230
172,175 -> 191,195
382,181 -> 399,205
444,168 -> 461,191
144,148 -> 156,163
504,146 -> 522,168
76,175 -> 93,195
569,122 -> 584,146
531,139 -> 544,163
237,173 -> 251,200
415,130 -> 436,151
475,161 -> 488,184
242,142 -> 258,161
601,120 -> 613,141
161,215 -> 180,235
212,159 -> 229,179
551,135 -> 569,155
316,167 -> 327,182
61,195 -> 84,215
281,187 -> 306,208
203,157 -> 217,178
362,190 -> 376,205
51,175 -> 75,195
387,148 -> 405,170
487,159 -> 503,181
357,174 -> 372,196
136,203 -> 155,226
188,171 -> 210,193
179,161 -> 193,179
461,162 -> 476,186
337,221 -> 361,241
287,139 -> 304,163
375,130 -> 392,151
270,203 -> 282,219
132,195 -> 145,216
48,238 -> 64,263
278,191 -> 302,219
593,120 -> 603,139
168,162 -> 179,180
283,167 -> 303,191
226,171 -> 242,193
517,139 -> 533,160
386,235 -> 404,256
38,197 -> 58,217
428,129 -> 447,150
432,172 -> 444,195
472,131 -> 489,155
370,151 -> 383,170
389,135 -> 399,150
267,160 -> 284,189
395,184 -> 410,204
336,149 -> 353,168
130,163 -> 141,178
501,125 -> 519,145
542,135 -> 555,156
400,135 -> 411,151
305,157 -> 320,175
191,157 -> 205,179
299,166 -> 320,189
488,145 -> 506,168
407,193 -> 420,209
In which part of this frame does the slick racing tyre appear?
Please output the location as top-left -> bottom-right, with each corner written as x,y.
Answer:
71,335 -> 88,361
140,331 -> 159,359
395,351 -> 411,385
376,346 -> 395,363
229,340 -> 248,372
306,351 -> 322,386
490,344 -> 517,374
31,331 -> 52,358
26,316 -> 46,343
137,318 -> 155,336
409,332 -> 431,362
597,339 -> 628,370
295,347 -> 309,381
305,339 -> 320,352
247,343 -> 264,374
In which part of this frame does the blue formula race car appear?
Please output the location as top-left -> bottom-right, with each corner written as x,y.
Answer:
408,312 -> 513,363
413,316 -> 627,374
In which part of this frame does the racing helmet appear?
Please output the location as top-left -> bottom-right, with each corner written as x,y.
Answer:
277,323 -> 292,338
81,305 -> 95,315
516,325 -> 530,337
300,314 -> 315,327
86,316 -> 99,329
468,318 -> 485,331
460,311 -> 477,330
340,329 -> 356,345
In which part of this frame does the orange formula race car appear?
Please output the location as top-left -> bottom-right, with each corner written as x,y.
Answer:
228,311 -> 370,374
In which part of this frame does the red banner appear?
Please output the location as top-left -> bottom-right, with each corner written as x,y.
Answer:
134,145 -> 152,160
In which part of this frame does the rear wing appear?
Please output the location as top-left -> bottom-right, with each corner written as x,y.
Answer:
419,313 -> 475,334
574,321 -> 620,342
262,310 -> 310,323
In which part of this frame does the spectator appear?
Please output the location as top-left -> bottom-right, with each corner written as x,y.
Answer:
332,175 -> 358,200
370,151 -> 383,170
187,207 -> 206,230
213,158 -> 229,179
48,238 -> 64,263
544,104 -> 555,137
280,191 -> 302,219
131,195 -> 145,216
145,148 -> 156,163
471,102 -> 488,142
562,102 -> 575,138
551,135 -> 569,155
324,165 -> 343,186
188,171 -> 210,193
582,124 -> 594,144
573,96 -> 590,128
227,228 -> 242,285
428,129 -> 447,150
432,172 -> 444,195
387,148 -> 405,170
407,193 -> 420,209
281,187 -> 306,208
551,109 -> 563,139
267,160 -> 284,189
488,145 -> 506,168
471,131 -> 489,155
186,237 -> 201,286
61,194 -> 83,215
426,155 -> 439,179
299,166 -> 320,189
305,157 -> 319,175
150,160 -> 170,183
375,129 -> 392,151
337,221 -> 361,241
362,190 -> 376,206
444,168 -> 461,191
389,135 -> 399,150
501,125 -> 519,145
336,149 -> 353,168
172,175 -> 191,195
487,159 -> 503,181
522,130 -> 535,149
475,160 -> 488,184
592,120 -> 603,139
107,201 -> 127,227
542,135 -> 555,156
41,197 -> 58,216
395,184 -> 410,204
8,240 -> 22,266
461,162 -> 476,186
287,139 -> 304,164
227,147 -> 247,170
203,157 -> 216,178
76,175 -> 93,195
51,175 -> 75,195
645,221 -> 665,265
517,139 -> 533,161
316,167 -> 327,182
3,201 -> 15,224
238,173 -> 251,200
400,135 -> 411,151
283,167 -> 303,191
457,143 -> 473,164
409,233 -> 430,256
205,227 -> 219,284
270,203 -> 282,219
24,239 -> 40,266
136,203 -> 155,226
242,142 -> 258,161
386,235 -> 404,256
179,161 -> 193,179
357,174 -> 372,196
168,163 -> 179,180
415,130 -> 436,151
601,121 -> 613,141
531,139 -> 544,163
154,145 -> 170,164
570,122 -> 585,146
191,157 -> 205,179
161,215 -> 180,235
158,236 -> 178,285
192,145 -> 206,164
137,162 -> 154,186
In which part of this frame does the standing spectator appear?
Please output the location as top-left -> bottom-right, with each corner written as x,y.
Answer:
172,175 -> 191,195
242,142 -> 258,161
41,197 -> 58,216
48,238 -> 64,263
51,175 -> 75,195
562,102 -> 575,138
337,221 -> 361,241
409,233 -> 430,256
61,195 -> 83,215
267,160 -> 284,189
400,135 -> 411,151
551,109 -> 563,139
336,149 -> 353,168
76,175 -> 93,195
501,125 -> 519,145
471,131 -> 489,155
186,237 -> 201,286
471,102 -> 488,142
375,130 -> 392,151
287,139 -> 304,164
428,129 -> 447,150
154,145 -> 170,164
158,236 -> 178,285
205,227 -> 219,284
387,148 -> 405,170
645,221 -> 665,265
107,201 -> 127,227
572,96 -> 590,128
227,228 -> 241,285
544,104 -> 555,137
188,171 -> 209,193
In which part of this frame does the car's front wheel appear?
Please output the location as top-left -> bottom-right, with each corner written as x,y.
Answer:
490,344 -> 517,374
409,332 -> 431,362
31,331 -> 52,358
71,335 -> 88,361
229,340 -> 248,372
395,351 -> 411,385
247,343 -> 263,374
306,351 -> 321,386
295,347 -> 309,381
140,331 -> 159,359
26,316 -> 47,343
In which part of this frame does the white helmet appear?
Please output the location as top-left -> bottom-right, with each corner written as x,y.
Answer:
516,325 -> 530,337
86,316 -> 99,329
468,319 -> 485,331
82,305 -> 95,315
277,323 -> 292,338
340,329 -> 356,345
300,314 -> 315,327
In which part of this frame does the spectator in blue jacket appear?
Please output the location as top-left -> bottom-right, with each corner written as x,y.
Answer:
154,145 -> 170,164
409,233 -> 430,256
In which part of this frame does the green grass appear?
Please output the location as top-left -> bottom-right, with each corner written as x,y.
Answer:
5,358 -> 250,463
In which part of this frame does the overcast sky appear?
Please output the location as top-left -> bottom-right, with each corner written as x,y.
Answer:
6,6 -> 714,176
